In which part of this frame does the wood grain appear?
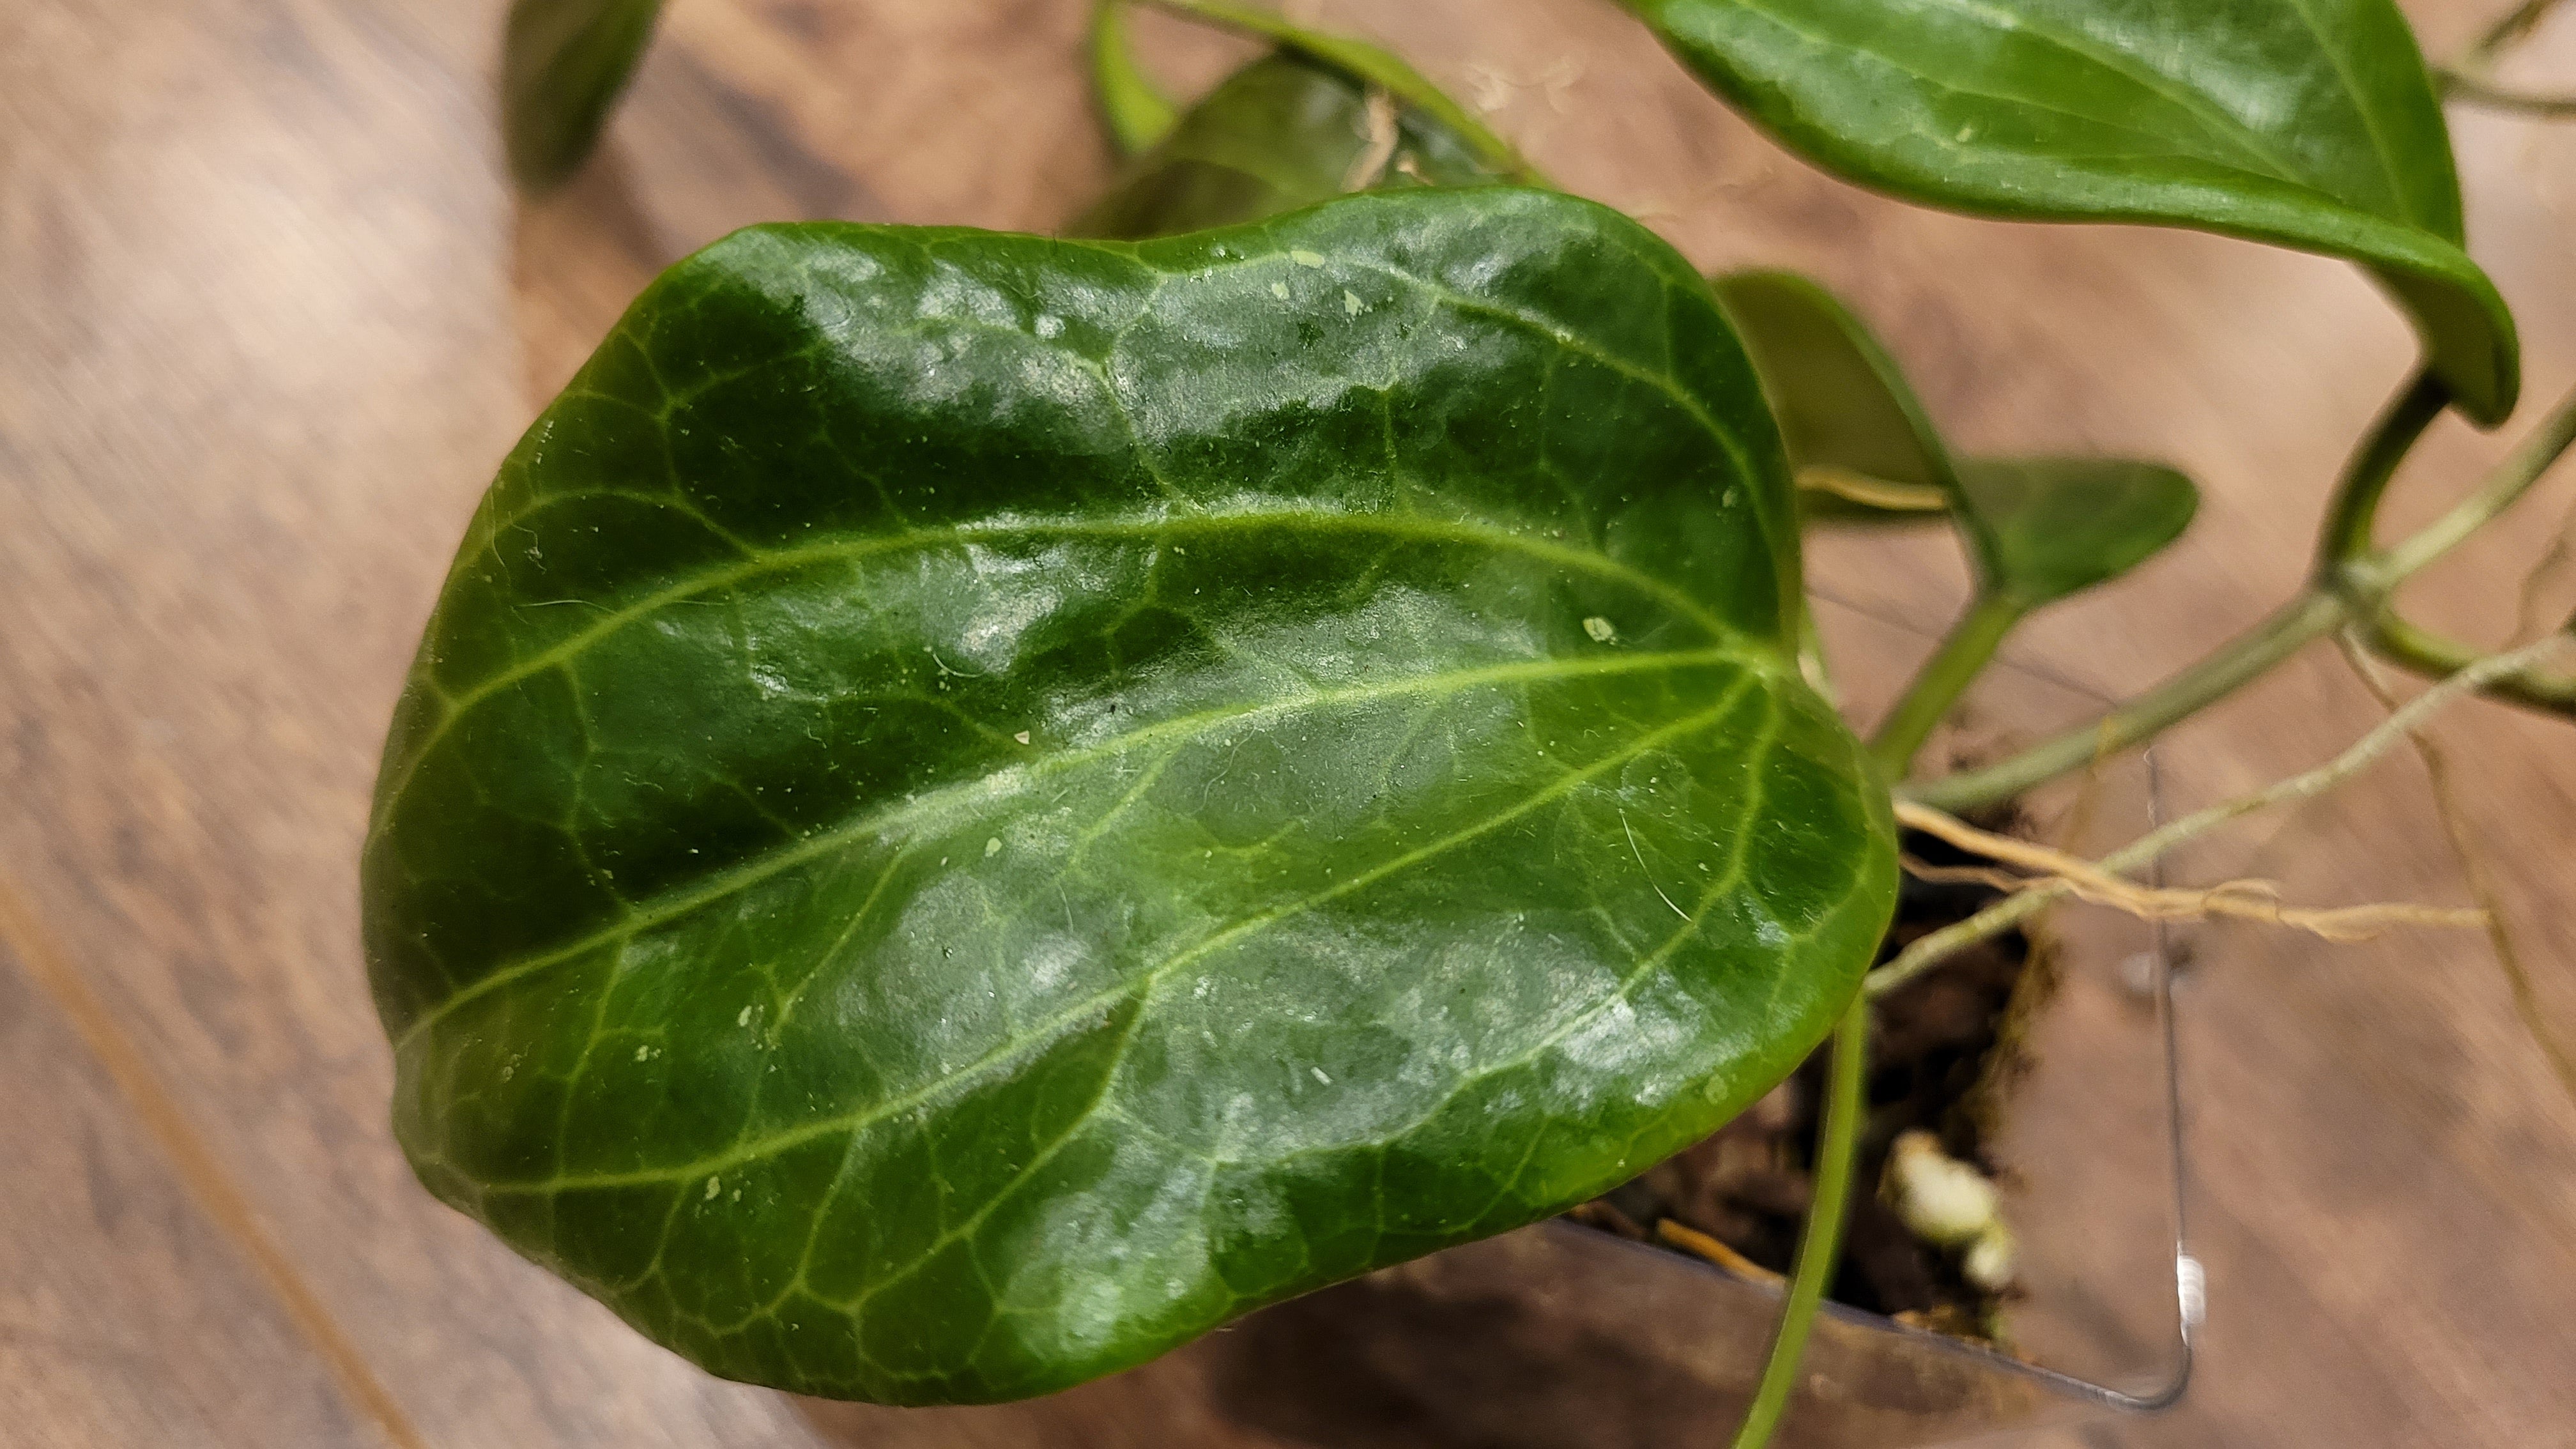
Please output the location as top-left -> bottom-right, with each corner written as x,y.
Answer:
2,0 -> 2573,1444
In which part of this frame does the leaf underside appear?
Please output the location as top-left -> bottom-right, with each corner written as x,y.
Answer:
365,190 -> 1896,1404
1719,270 -> 2197,595
1629,0 -> 2519,424
1715,270 -> 1956,526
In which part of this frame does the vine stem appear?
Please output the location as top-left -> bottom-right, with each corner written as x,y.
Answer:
1869,593 -> 2023,776
2436,0 -> 2576,112
1726,997 -> 1869,1449
1869,634 -> 2575,998
1906,381 -> 2576,812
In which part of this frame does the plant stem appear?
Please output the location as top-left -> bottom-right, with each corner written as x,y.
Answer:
1902,590 -> 2347,811
1728,997 -> 1869,1449
2315,369 -> 2448,575
1870,593 -> 2024,776
2356,611 -> 2576,715
2437,0 -> 2573,108
2439,71 -> 2576,117
2373,382 -> 2576,581
1089,0 -> 1181,155
1905,381 -> 2576,812
1869,634 -> 2575,997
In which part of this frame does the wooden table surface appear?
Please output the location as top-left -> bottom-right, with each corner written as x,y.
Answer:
5,1 -> 2575,1445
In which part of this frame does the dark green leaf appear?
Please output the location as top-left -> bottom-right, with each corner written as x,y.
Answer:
1713,270 -> 1955,525
1623,0 -> 2520,424
503,0 -> 663,190
1954,457 -> 2199,606
365,190 -> 1897,1404
1089,0 -> 1182,155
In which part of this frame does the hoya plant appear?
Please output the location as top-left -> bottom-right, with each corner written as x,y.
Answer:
373,0 -> 2576,1441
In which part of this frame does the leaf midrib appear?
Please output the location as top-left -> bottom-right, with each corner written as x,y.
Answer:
390,643 -> 1761,1050
372,506 -> 1756,842
434,682 -> 1758,1195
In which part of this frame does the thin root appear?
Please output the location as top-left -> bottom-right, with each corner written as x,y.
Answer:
1896,805 -> 2483,942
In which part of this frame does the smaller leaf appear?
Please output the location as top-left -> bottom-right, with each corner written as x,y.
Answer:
1716,270 -> 2196,595
1090,1 -> 1182,155
1074,0 -> 1535,240
503,0 -> 664,190
1075,53 -> 1499,238
1144,0 -> 1537,182
1952,458 -> 2198,608
1713,270 -> 1954,526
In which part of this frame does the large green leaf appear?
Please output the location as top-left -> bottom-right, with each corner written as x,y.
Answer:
1074,1 -> 1524,240
1953,457 -> 2198,607
364,190 -> 1897,1404
503,0 -> 664,189
1714,270 -> 1954,523
1624,0 -> 2520,424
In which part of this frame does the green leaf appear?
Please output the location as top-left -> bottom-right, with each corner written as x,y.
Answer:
1089,1 -> 1182,155
1138,0 -> 1539,183
1713,270 -> 1956,525
365,190 -> 1897,1404
1954,457 -> 2199,607
503,0 -> 664,190
1716,270 -> 2195,594
1075,50 -> 1506,239
1073,1 -> 1531,240
1623,0 -> 2520,424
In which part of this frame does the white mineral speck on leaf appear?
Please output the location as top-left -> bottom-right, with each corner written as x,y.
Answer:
1583,617 -> 1616,642
985,836 -> 1002,857
1290,249 -> 1326,267
705,1176 -> 721,1200
1270,282 -> 1290,300
635,1045 -> 652,1062
1015,730 -> 1032,744
1035,314 -> 1064,338
1312,1068 -> 1332,1085
1344,290 -> 1363,316
738,1004 -> 754,1027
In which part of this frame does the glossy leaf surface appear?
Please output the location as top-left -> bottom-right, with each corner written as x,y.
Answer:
365,190 -> 1897,1404
1625,0 -> 2520,424
1715,270 -> 1954,524
1954,458 -> 2198,606
502,0 -> 663,190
